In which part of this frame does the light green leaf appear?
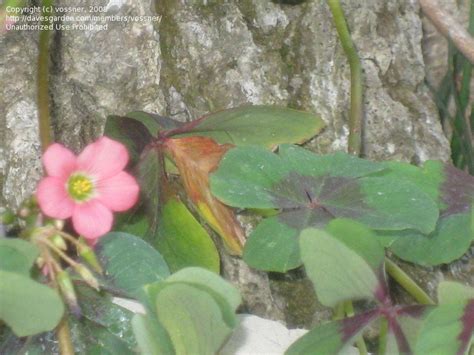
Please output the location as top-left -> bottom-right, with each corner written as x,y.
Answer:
414,303 -> 470,355
300,227 -> 382,307
0,270 -> 64,337
438,281 -> 474,304
178,105 -> 325,148
154,283 -> 234,355
96,232 -> 170,295
0,238 -> 39,275
132,314 -> 175,355
145,267 -> 241,328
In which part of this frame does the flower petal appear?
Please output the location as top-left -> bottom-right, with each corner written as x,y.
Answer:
96,172 -> 140,211
43,143 -> 77,179
72,200 -> 113,240
77,137 -> 129,179
36,177 -> 74,219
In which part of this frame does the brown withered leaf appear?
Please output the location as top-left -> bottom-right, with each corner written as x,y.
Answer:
164,136 -> 245,255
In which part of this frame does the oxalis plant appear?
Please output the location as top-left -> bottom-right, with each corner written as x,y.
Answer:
2,104 -> 473,354
0,105 -> 325,353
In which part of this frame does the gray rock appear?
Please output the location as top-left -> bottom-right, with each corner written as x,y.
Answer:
0,30 -> 42,208
0,0 -> 461,325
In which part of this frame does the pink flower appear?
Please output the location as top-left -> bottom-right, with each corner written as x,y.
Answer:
37,137 -> 140,242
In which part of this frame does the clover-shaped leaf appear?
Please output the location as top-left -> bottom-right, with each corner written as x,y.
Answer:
211,145 -> 439,272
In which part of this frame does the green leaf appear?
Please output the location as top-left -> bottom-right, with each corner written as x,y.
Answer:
212,146 -> 439,271
75,283 -> 137,349
300,225 -> 384,307
145,267 -> 241,328
243,216 -> 301,272
279,144 -> 384,178
156,197 -> 220,273
153,283 -> 234,355
212,146 -> 438,232
389,212 -> 473,266
132,314 -> 175,355
136,146 -> 162,235
286,310 -> 379,355
0,270 -> 64,336
414,302 -> 474,355
0,238 -> 39,275
438,281 -> 474,304
104,115 -> 154,165
376,160 -> 443,205
176,105 -> 325,148
96,232 -> 170,295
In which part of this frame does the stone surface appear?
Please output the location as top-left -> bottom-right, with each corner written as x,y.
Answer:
0,0 -> 461,325
0,29 -> 42,208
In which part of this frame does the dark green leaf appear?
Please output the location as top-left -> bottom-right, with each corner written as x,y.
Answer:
104,115 -> 154,165
176,105 -> 325,148
0,270 -> 64,336
243,216 -> 301,272
136,146 -> 162,235
389,212 -> 473,266
156,197 -> 220,273
212,146 -> 439,271
75,283 -> 136,349
96,232 -> 170,296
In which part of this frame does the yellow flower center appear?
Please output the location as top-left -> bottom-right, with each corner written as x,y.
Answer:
67,174 -> 94,201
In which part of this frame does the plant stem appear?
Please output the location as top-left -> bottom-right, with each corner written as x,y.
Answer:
57,317 -> 74,355
37,0 -> 54,152
327,0 -> 363,156
344,301 -> 368,355
385,258 -> 435,305
378,317 -> 388,355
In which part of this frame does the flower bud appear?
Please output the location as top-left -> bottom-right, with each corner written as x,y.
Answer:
75,265 -> 100,291
50,234 -> 67,251
36,256 -> 45,269
77,237 -> 103,274
57,270 -> 81,317
53,219 -> 65,230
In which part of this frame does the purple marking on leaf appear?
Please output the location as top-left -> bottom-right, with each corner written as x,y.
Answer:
441,164 -> 474,217
458,299 -> 474,355
341,309 -> 379,342
273,173 -> 370,230
397,305 -> 429,318
374,267 -> 391,305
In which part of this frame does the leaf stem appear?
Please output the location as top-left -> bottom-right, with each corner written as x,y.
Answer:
378,317 -> 388,355
37,0 -> 54,152
385,258 -> 435,305
344,301 -> 368,355
327,0 -> 363,156
56,317 -> 75,355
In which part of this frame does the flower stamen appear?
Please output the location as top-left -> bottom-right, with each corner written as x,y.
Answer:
67,174 -> 94,201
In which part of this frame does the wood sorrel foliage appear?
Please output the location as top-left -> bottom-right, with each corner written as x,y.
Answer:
210,144 -> 473,272
286,219 -> 474,355
104,106 -> 324,270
